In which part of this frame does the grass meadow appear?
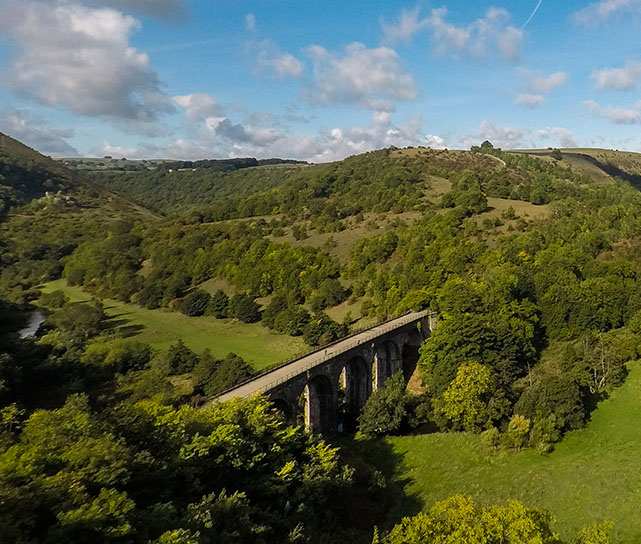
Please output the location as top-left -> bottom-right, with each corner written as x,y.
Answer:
41,279 -> 307,370
349,361 -> 641,541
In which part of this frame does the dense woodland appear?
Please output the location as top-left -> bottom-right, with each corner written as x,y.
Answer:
0,132 -> 636,541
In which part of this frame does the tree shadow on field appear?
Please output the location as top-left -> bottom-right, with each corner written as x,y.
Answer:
332,435 -> 423,534
102,312 -> 144,339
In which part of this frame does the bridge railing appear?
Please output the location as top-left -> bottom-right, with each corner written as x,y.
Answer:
210,310 -> 431,401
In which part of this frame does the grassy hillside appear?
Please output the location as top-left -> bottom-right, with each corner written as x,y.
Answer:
41,279 -> 307,370
509,147 -> 641,188
351,361 -> 641,541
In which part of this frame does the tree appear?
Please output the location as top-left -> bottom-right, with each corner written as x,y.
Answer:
165,340 -> 199,375
195,353 -> 254,396
179,289 -> 210,317
439,362 -> 509,432
207,290 -> 229,319
504,414 -> 531,450
47,301 -> 106,340
383,495 -> 561,544
229,294 -> 261,323
514,376 -> 585,433
358,372 -> 408,437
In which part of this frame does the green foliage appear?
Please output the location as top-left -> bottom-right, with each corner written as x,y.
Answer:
179,289 -> 211,317
39,289 -> 69,309
514,376 -> 585,433
358,372 -> 408,437
46,300 -> 106,340
438,362 -> 510,432
229,294 -> 261,323
207,289 -> 229,318
503,414 -> 531,451
165,339 -> 199,375
193,352 -> 254,396
0,394 -> 354,543
302,312 -> 344,346
383,494 -> 561,544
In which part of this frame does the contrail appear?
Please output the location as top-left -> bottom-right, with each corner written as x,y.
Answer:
522,0 -> 543,29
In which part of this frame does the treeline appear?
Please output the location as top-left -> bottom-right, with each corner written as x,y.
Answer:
351,180 -> 641,449
0,296 -> 616,543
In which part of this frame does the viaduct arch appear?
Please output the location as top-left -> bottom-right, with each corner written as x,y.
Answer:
211,311 -> 434,434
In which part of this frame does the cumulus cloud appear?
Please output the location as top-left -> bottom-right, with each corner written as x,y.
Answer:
382,6 -> 522,61
584,99 -> 641,123
513,69 -> 567,109
513,93 -> 546,108
574,0 -> 641,25
258,52 -> 304,78
459,121 -> 523,149
97,110 -> 445,163
0,0 -> 173,128
173,93 -> 224,123
0,108 -> 79,156
303,42 -> 417,111
591,61 -> 641,90
528,71 -> 568,93
381,7 -> 426,44
536,127 -> 578,148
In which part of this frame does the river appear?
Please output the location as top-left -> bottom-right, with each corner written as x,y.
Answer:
18,310 -> 46,338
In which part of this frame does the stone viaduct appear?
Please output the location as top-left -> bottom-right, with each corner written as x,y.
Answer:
213,311 -> 434,434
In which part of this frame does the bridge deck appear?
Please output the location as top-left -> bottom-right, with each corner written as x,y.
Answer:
212,310 -> 429,404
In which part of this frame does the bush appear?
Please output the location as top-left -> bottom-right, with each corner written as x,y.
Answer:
166,340 -> 199,375
358,372 -> 408,437
179,289 -> 211,316
514,376 -> 585,433
302,313 -> 343,346
39,289 -> 69,309
193,352 -> 254,396
503,414 -> 530,451
480,427 -> 500,450
207,290 -> 229,319
229,294 -> 261,323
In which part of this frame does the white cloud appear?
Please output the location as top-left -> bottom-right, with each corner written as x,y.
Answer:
245,13 -> 256,32
513,70 -> 567,108
536,127 -> 578,148
25,0 -> 188,20
528,71 -> 568,93
96,111 -> 445,163
303,42 -> 417,111
0,0 -> 173,127
258,52 -> 304,78
513,93 -> 546,108
381,7 -> 427,44
591,61 -> 641,90
459,121 -> 523,149
584,99 -> 641,123
0,108 -> 79,156
173,93 -> 224,122
382,6 -> 522,61
574,0 -> 641,25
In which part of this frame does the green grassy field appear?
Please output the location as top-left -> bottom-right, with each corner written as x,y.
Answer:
41,279 -> 307,370
351,361 -> 641,541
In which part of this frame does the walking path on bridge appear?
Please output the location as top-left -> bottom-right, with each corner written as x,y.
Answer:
212,310 -> 430,403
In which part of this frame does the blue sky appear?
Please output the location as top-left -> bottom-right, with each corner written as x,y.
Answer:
1,0 -> 641,161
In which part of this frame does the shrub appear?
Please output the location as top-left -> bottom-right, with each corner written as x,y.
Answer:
179,289 -> 210,316
207,290 -> 229,319
229,294 -> 261,323
358,372 -> 408,437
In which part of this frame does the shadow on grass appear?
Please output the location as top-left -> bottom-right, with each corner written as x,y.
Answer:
102,313 -> 145,339
333,434 -> 423,532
